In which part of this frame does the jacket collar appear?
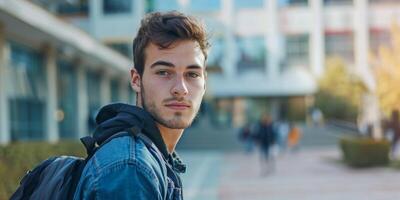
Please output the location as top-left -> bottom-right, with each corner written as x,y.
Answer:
93,103 -> 186,173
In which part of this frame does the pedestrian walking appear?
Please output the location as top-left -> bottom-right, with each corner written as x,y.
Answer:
287,123 -> 302,152
385,110 -> 400,158
255,114 -> 277,176
238,123 -> 255,153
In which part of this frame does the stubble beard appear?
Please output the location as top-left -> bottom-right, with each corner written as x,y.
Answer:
140,84 -> 199,129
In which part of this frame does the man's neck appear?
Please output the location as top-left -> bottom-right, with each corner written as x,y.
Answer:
156,123 -> 184,153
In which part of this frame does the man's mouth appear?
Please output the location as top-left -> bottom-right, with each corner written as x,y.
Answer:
165,102 -> 191,110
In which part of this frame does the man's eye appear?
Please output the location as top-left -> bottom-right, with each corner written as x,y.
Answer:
156,71 -> 170,76
187,72 -> 200,78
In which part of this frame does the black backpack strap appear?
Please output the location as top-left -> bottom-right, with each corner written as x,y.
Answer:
126,126 -> 156,149
80,125 -> 160,162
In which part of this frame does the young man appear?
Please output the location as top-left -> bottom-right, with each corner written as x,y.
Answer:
73,11 -> 209,200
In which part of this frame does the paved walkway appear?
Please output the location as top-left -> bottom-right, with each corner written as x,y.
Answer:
180,147 -> 400,200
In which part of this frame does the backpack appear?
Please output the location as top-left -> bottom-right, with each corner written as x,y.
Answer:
10,127 -> 142,200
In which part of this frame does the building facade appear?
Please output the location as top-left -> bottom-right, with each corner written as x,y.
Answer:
0,0 -> 134,145
1,0 -> 398,145
19,0 -> 400,131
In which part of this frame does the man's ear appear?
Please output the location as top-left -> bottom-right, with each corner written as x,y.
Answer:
130,68 -> 141,93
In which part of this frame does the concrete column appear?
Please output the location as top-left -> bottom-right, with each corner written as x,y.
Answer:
354,0 -> 381,139
76,64 -> 89,138
100,72 -> 111,106
266,0 -> 280,79
221,0 -> 237,79
354,0 -> 373,89
0,25 -> 10,145
44,45 -> 59,143
134,0 -> 145,21
310,0 -> 324,77
89,0 -> 101,39
119,79 -> 129,103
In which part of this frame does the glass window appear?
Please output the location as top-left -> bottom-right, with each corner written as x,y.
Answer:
325,33 -> 354,62
237,36 -> 266,73
8,42 -> 46,141
324,0 -> 353,6
370,30 -> 390,54
288,0 -> 308,6
211,99 -> 233,128
87,71 -> 101,133
145,0 -> 155,12
207,36 -> 224,74
370,0 -> 399,3
107,42 -> 132,59
111,80 -> 120,103
189,0 -> 221,12
279,0 -> 308,6
57,0 -> 88,15
234,0 -> 264,9
103,0 -> 132,14
153,0 -> 179,11
57,60 -> 78,139
286,34 -> 309,66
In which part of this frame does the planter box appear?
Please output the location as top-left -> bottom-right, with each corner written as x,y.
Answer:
339,136 -> 390,167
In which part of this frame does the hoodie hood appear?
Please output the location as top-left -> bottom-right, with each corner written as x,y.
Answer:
93,103 -> 169,158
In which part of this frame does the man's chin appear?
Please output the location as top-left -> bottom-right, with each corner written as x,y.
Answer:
160,117 -> 193,129
167,120 -> 191,129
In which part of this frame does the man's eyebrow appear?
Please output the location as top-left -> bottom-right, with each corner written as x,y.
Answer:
150,61 -> 204,69
150,61 -> 175,68
187,65 -> 203,70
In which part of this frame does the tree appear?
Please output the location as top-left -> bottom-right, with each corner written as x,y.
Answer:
315,57 -> 366,122
371,24 -> 400,117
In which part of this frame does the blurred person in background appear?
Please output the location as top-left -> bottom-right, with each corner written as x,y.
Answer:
255,114 -> 277,176
384,110 -> 400,158
74,11 -> 209,200
275,120 -> 289,154
311,107 -> 324,127
287,123 -> 302,153
238,122 -> 255,154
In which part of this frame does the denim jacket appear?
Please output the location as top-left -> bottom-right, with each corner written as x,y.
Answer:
73,103 -> 186,200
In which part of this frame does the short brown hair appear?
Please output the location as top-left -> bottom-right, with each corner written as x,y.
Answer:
132,11 -> 210,76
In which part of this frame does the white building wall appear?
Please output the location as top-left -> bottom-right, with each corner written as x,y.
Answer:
310,0 -> 324,77
88,0 -> 141,41
221,0 -> 237,79
266,0 -> 280,80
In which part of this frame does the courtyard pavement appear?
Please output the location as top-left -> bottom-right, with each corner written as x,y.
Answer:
180,147 -> 400,200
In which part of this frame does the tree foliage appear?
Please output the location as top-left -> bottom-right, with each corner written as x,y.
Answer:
315,57 -> 366,122
371,24 -> 400,117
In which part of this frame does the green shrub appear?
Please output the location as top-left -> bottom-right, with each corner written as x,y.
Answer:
339,136 -> 390,168
0,141 -> 85,200
390,159 -> 400,169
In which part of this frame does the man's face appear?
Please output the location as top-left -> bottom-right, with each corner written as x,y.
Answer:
131,40 -> 206,129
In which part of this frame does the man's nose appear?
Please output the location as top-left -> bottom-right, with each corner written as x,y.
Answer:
171,75 -> 188,97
